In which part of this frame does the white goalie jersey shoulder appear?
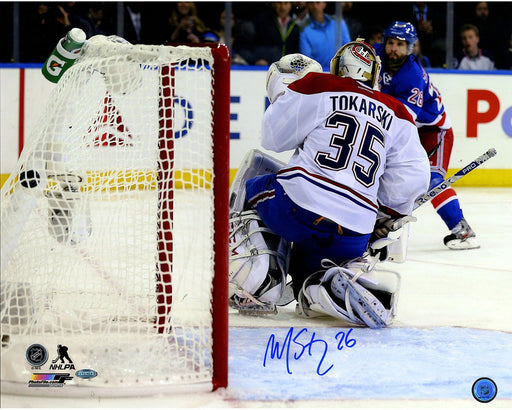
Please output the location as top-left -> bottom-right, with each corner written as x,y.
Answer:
266,54 -> 323,103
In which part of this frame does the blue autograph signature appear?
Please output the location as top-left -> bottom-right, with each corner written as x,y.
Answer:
263,327 -> 357,376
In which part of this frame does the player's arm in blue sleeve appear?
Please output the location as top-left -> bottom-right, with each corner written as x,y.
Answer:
389,68 -> 426,122
373,42 -> 384,55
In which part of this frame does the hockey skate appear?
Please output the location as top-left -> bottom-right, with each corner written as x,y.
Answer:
443,218 -> 480,250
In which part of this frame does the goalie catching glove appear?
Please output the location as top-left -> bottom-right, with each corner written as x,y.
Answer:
266,53 -> 323,103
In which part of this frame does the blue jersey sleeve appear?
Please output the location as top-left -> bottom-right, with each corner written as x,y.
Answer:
380,55 -> 446,127
387,57 -> 426,119
374,42 -> 384,56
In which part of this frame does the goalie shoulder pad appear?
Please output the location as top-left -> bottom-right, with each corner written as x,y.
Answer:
266,54 -> 322,103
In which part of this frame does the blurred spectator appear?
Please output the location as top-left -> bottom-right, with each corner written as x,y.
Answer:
240,2 -> 300,66
211,9 -> 230,44
125,2 -> 142,43
54,2 -> 73,29
123,2 -> 158,44
364,25 -> 384,46
165,2 -> 209,44
404,2 -> 446,67
20,2 -> 71,62
342,2 -> 363,39
211,9 -> 249,65
413,39 -> 431,68
466,2 -> 507,68
299,2 -> 350,69
468,2 -> 495,50
55,2 -> 114,39
504,33 -> 512,70
81,3 -> 115,37
291,2 -> 309,31
454,24 -> 495,70
232,17 -> 257,65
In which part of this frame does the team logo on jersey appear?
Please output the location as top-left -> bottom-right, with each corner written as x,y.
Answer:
350,45 -> 371,66
382,72 -> 393,85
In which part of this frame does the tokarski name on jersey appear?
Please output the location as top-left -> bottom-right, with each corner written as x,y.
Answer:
329,95 -> 393,131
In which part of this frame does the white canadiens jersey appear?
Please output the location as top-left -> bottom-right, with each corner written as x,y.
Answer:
261,73 -> 430,234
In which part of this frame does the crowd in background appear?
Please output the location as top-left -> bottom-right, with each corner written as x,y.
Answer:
1,1 -> 511,70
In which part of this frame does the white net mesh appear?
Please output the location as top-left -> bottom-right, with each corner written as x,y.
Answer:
1,36 -> 224,395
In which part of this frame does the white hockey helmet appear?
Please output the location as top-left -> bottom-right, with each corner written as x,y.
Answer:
330,39 -> 381,90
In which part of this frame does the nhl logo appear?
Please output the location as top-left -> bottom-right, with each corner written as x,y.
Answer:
26,344 -> 49,367
350,45 -> 371,66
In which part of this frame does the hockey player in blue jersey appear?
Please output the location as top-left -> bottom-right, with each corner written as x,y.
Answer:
374,21 -> 479,250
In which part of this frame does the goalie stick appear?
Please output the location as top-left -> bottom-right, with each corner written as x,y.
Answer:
328,147 -> 499,325
413,147 -> 497,210
233,148 -> 498,314
369,146 -> 498,252
383,147 -> 498,233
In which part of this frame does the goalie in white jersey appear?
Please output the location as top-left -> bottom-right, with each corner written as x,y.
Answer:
229,40 -> 430,328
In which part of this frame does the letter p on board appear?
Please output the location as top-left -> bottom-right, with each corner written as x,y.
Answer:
467,90 -> 500,138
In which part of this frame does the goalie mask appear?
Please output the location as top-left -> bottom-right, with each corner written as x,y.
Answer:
330,40 -> 381,90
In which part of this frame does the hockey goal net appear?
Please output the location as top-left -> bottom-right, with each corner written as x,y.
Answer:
1,36 -> 229,396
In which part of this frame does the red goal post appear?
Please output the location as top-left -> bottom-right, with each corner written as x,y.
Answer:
158,42 -> 230,391
207,43 -> 230,391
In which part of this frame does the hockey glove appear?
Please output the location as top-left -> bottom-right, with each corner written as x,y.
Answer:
266,54 -> 322,103
369,214 -> 416,261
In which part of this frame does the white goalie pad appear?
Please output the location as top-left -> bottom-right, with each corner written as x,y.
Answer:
297,259 -> 401,328
229,210 -> 290,304
229,149 -> 286,213
386,223 -> 410,263
229,210 -> 291,314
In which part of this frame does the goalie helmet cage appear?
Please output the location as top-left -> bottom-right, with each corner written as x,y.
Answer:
0,37 -> 229,396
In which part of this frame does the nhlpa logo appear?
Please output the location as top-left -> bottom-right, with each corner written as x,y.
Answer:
49,344 -> 75,370
350,45 -> 371,66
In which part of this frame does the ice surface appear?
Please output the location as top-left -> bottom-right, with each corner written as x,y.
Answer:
2,187 -> 511,408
